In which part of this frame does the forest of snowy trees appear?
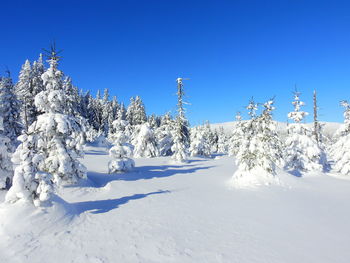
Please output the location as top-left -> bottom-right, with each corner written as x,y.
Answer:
1,47 -> 350,206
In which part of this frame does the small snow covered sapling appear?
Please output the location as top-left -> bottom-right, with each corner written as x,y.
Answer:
108,119 -> 135,173
231,99 -> 283,187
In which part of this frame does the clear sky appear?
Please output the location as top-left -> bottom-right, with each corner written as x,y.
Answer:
1,0 -> 350,125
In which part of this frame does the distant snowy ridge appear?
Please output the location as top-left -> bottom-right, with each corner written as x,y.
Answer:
210,121 -> 342,139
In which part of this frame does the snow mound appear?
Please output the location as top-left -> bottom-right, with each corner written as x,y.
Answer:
230,168 -> 281,189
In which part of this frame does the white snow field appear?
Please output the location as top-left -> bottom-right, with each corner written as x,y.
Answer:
1,144 -> 350,263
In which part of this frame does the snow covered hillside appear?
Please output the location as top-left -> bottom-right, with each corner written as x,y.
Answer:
1,144 -> 350,263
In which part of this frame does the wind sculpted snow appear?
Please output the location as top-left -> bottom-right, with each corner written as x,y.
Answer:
0,144 -> 350,263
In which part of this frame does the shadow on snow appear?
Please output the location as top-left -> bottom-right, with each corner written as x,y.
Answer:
69,190 -> 170,215
82,165 -> 216,188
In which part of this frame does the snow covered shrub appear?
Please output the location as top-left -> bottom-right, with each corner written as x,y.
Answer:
108,119 -> 134,173
284,92 -> 325,173
329,100 -> 350,175
133,123 -> 159,158
231,99 -> 283,187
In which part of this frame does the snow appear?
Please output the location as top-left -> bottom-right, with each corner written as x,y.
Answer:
0,143 -> 349,262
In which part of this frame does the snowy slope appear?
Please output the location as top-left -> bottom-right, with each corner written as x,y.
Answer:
1,145 -> 350,263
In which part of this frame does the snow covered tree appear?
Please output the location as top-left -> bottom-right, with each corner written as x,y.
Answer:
101,88 -> 112,134
16,55 -> 46,131
126,96 -> 147,126
204,122 -> 218,154
287,90 -> 308,123
217,126 -> 228,154
0,117 -> 13,189
117,102 -> 127,121
0,72 -> 22,146
171,78 -> 190,162
36,51 -> 86,185
16,59 -> 33,131
284,91 -> 325,173
329,100 -> 350,175
62,76 -> 81,117
31,54 -> 45,95
26,45 -> 87,186
189,125 -> 211,157
133,123 -> 159,158
148,114 -> 160,129
108,96 -> 119,130
155,112 -> 174,156
108,119 -> 135,173
231,99 -> 283,187
88,90 -> 104,132
228,112 -> 244,156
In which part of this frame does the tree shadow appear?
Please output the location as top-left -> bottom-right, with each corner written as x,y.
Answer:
288,170 -> 302,177
71,190 -> 170,215
83,165 -> 216,187
85,149 -> 108,156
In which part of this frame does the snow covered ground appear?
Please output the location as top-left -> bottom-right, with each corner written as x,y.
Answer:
1,144 -> 350,263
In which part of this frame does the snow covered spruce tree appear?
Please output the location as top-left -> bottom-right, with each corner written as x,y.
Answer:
284,91 -> 325,173
0,117 -> 13,189
16,59 -> 32,130
171,78 -> 190,162
126,96 -> 147,127
108,119 -> 135,173
16,55 -> 46,131
231,99 -> 283,187
329,100 -> 350,175
133,123 -> 159,158
10,45 -> 87,190
0,72 -> 22,148
15,54 -> 44,131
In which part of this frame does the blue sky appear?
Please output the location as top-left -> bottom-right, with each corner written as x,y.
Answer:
1,0 -> 350,125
